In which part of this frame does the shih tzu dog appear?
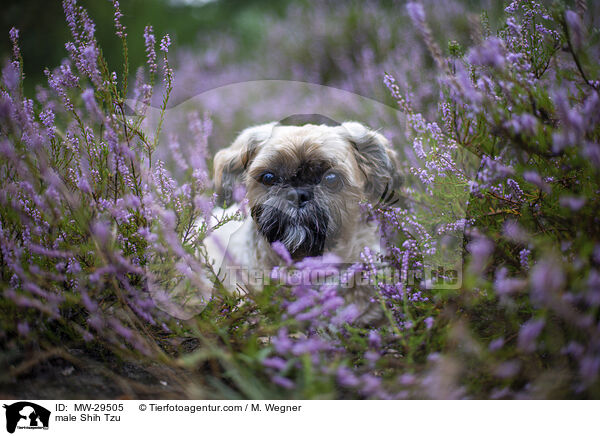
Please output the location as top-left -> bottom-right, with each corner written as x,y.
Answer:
202,121 -> 401,323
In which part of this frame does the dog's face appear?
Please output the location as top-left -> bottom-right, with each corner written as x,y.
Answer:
213,122 -> 401,260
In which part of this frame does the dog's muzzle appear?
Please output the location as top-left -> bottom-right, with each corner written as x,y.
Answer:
251,193 -> 330,259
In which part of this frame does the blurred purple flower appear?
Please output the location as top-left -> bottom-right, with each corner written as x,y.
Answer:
272,328 -> 292,354
406,2 -> 425,27
368,330 -> 381,348
503,220 -> 529,243
17,321 -> 29,336
271,241 -> 292,266
468,38 -> 506,69
467,236 -> 493,274
495,360 -> 521,378
518,318 -> 545,353
565,10 -> 583,50
337,366 -> 360,387
263,356 -> 287,371
579,355 -> 600,383
290,337 -> 328,356
272,375 -> 295,389
232,184 -> 246,204
489,337 -> 505,352
530,258 -> 565,304
559,195 -> 586,211
523,171 -> 550,193
331,304 -> 360,326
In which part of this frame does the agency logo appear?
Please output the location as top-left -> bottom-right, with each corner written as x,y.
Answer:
3,402 -> 50,434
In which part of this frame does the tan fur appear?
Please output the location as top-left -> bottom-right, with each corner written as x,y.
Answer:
206,122 -> 400,323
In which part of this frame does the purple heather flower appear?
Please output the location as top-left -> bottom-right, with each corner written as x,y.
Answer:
272,328 -> 292,354
39,108 -> 55,137
8,27 -> 19,45
337,366 -> 360,387
559,195 -> 586,211
467,37 -> 506,69
383,73 -> 402,102
81,88 -> 102,119
262,356 -> 287,371
271,241 -> 292,266
81,290 -> 98,312
518,318 -> 545,353
519,248 -> 531,270
406,2 -> 425,27
63,0 -> 79,42
561,341 -> 584,358
112,1 -> 127,38
424,316 -> 434,330
504,1 -> 518,14
9,27 -> 20,62
489,337 -> 505,352
87,314 -> 104,331
290,337 -> 328,356
320,295 -> 344,313
495,360 -> 521,378
580,355 -> 600,382
565,10 -> 583,50
582,142 -> 600,168
506,178 -> 524,201
159,34 -> 171,53
230,184 -> 246,203
365,351 -> 380,364
17,321 -> 29,336
286,295 -> 314,316
2,62 -> 19,92
368,330 -> 381,348
502,220 -> 529,243
144,26 -> 157,75
272,375 -> 295,389
494,267 -> 526,295
586,269 -> 600,306
467,236 -> 493,273
523,171 -> 550,193
400,373 -> 416,385
360,374 -> 382,396
91,220 -> 110,244
331,304 -> 360,326
507,113 -> 537,135
530,258 -> 565,304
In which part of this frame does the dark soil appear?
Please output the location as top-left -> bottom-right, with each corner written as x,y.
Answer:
1,347 -> 188,400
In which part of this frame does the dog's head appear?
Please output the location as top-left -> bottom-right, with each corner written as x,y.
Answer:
213,122 -> 401,260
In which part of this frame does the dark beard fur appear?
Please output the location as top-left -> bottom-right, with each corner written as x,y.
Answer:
251,203 -> 330,259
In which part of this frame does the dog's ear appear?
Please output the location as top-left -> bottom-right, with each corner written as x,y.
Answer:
213,123 -> 276,206
337,121 -> 402,205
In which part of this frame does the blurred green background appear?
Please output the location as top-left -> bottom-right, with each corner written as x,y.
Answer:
1,0 -> 510,96
1,0 -> 296,92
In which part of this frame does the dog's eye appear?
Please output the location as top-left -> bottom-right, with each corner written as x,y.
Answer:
261,172 -> 277,186
322,172 -> 342,189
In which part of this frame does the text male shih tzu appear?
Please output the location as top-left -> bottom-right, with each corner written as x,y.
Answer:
202,121 -> 401,323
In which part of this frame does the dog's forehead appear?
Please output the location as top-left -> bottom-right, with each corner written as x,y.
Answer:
255,124 -> 351,165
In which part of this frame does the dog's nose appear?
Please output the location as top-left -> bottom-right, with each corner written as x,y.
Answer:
285,188 -> 312,207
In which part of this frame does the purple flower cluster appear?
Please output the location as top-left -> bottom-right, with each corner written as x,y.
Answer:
0,0 -> 212,358
2,0 -> 600,400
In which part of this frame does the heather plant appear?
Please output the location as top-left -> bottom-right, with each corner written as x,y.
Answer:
1,0 -> 600,400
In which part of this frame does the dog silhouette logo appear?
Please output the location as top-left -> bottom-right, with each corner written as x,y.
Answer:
3,402 -> 50,433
